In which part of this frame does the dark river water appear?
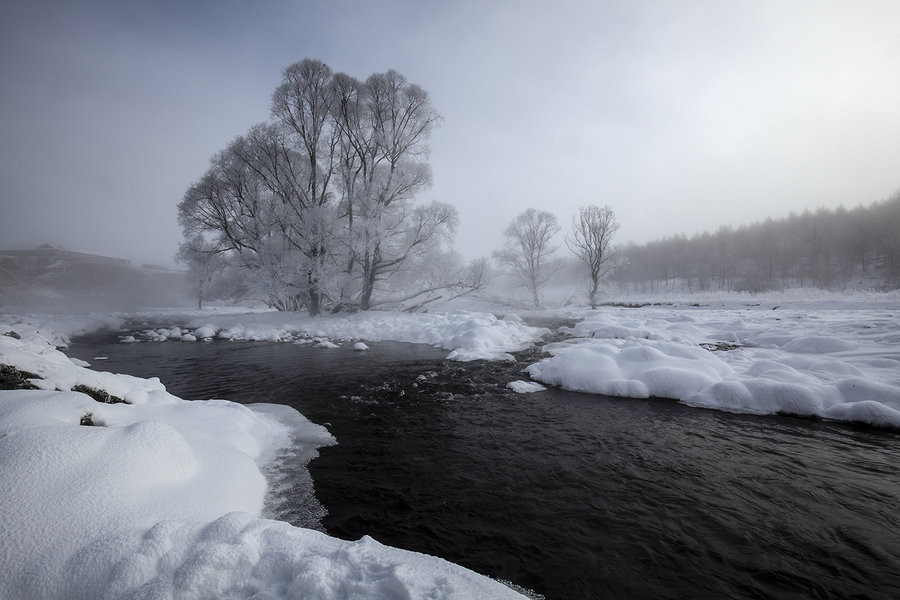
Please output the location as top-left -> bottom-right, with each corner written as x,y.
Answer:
68,328 -> 900,600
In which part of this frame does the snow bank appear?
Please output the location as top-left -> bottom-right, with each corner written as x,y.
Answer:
529,338 -> 731,400
526,301 -> 900,428
120,310 -> 547,362
59,514 -> 524,600
0,326 -> 173,404
0,312 -> 125,349
0,328 -> 527,599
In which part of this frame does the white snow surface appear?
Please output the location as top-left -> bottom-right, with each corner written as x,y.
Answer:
507,380 -> 547,394
0,323 -> 527,599
525,297 -> 900,427
130,310 -> 546,362
2,294 -> 899,597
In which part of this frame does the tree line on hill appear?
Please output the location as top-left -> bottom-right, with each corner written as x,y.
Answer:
611,192 -> 900,293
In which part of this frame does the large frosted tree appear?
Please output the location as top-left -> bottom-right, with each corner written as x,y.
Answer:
329,69 -> 442,309
177,59 -> 473,315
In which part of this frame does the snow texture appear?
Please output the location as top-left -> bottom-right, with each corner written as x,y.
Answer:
525,299 -> 900,427
119,310 -> 547,362
0,323 -> 527,600
2,295 -> 898,598
507,380 -> 547,393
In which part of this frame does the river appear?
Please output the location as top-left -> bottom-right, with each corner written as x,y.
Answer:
68,327 -> 900,600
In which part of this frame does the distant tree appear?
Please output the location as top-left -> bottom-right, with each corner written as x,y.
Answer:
177,235 -> 228,309
494,208 -> 560,307
611,193 -> 900,293
872,190 -> 900,287
566,205 -> 618,308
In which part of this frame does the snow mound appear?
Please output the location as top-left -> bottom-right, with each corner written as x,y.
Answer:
175,310 -> 547,362
526,302 -> 900,428
61,513 -> 525,600
507,380 -> 547,393
781,336 -> 856,353
0,322 -> 528,599
193,325 -> 217,339
527,338 -> 730,400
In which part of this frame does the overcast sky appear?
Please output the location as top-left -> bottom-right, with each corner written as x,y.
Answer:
2,0 -> 899,266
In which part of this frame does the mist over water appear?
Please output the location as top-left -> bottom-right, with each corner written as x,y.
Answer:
69,330 -> 900,600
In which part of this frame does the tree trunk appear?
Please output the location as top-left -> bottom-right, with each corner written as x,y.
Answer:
360,265 -> 376,310
307,272 -> 321,317
529,280 -> 541,308
359,241 -> 381,311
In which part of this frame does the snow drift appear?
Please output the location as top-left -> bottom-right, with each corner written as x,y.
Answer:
114,310 -> 547,362
0,324 -> 527,599
526,301 -> 900,428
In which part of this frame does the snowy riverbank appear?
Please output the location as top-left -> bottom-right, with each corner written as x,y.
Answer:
0,316 -> 532,599
526,296 -> 900,428
81,292 -> 900,429
2,294 -> 899,598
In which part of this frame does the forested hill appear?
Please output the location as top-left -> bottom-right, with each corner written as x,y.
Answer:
613,192 -> 900,293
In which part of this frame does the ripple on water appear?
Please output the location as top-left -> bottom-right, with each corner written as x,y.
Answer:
68,331 -> 900,600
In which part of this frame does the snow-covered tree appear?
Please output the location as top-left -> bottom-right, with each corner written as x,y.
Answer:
494,208 -> 560,307
177,59 -> 448,314
566,205 -> 618,308
328,69 -> 441,309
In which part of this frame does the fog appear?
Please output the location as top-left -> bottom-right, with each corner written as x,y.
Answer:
2,0 -> 899,268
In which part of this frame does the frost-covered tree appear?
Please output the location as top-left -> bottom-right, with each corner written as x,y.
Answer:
611,191 -> 900,292
177,59 -> 452,314
177,133 -> 312,311
566,205 -> 618,308
329,69 -> 442,309
494,208 -> 560,307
